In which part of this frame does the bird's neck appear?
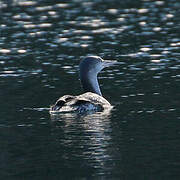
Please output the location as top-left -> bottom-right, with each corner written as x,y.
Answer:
80,72 -> 102,96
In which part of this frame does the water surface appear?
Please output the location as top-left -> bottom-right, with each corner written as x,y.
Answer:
0,0 -> 180,179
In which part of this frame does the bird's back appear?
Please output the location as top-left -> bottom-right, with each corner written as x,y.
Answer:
50,92 -> 111,114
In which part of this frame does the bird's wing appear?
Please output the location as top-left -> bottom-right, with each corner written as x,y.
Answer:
51,95 -> 75,111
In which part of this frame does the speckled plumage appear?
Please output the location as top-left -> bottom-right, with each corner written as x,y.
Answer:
50,92 -> 112,113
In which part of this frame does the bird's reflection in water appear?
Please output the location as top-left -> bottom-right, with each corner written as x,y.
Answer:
50,109 -> 113,175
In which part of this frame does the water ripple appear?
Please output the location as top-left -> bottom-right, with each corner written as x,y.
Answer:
0,0 -> 180,179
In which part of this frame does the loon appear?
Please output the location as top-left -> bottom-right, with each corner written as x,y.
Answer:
50,56 -> 117,114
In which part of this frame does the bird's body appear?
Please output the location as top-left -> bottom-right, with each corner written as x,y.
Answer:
50,56 -> 117,114
50,92 -> 111,113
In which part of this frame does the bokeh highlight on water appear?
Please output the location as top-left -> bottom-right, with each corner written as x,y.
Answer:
0,0 -> 180,179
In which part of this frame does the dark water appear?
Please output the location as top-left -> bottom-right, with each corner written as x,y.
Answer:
0,0 -> 180,179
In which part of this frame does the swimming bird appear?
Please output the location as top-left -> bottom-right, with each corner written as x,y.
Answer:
50,56 -> 117,113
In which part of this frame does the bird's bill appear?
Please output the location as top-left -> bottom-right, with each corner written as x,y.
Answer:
102,60 -> 119,68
